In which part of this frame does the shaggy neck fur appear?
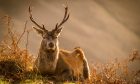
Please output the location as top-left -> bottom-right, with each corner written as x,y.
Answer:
38,41 -> 59,73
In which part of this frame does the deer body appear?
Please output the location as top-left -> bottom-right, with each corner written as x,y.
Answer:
29,6 -> 90,81
55,48 -> 90,81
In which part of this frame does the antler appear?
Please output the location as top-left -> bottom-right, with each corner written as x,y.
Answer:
55,6 -> 70,30
29,6 -> 47,31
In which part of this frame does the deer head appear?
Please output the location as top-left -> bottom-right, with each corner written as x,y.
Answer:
29,6 -> 69,52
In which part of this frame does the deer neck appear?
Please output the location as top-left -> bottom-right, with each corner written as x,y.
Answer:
45,47 -> 59,62
38,42 -> 59,73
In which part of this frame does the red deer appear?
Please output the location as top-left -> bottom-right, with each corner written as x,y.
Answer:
29,6 -> 90,81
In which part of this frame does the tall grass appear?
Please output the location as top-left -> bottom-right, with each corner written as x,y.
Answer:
0,16 -> 34,83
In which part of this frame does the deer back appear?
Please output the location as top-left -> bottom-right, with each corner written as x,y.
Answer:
56,49 -> 85,78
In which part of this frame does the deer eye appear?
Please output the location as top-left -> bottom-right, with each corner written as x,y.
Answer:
42,35 -> 47,39
52,36 -> 58,39
43,36 -> 47,39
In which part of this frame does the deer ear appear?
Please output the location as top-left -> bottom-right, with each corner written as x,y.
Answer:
33,27 -> 44,36
56,27 -> 63,36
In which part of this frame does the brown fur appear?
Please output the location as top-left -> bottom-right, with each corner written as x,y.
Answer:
54,47 -> 90,81
33,47 -> 90,81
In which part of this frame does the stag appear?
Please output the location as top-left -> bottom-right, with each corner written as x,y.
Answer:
29,6 -> 90,81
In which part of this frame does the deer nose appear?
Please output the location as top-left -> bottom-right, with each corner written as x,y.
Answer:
49,42 -> 54,48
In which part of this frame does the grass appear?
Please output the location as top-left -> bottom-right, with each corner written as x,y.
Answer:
0,16 -> 140,84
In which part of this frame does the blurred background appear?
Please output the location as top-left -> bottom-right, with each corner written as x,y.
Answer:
0,0 -> 140,66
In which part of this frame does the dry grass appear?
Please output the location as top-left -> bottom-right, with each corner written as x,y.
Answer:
0,16 -> 140,84
0,16 -> 34,83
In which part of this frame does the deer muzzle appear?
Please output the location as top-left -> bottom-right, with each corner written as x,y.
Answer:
49,42 -> 54,48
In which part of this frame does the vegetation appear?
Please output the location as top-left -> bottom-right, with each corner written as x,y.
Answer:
0,16 -> 139,84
